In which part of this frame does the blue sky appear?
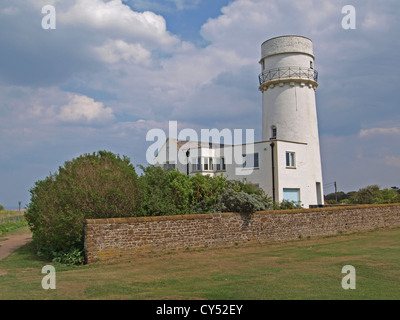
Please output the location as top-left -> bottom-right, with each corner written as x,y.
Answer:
1,0 -> 400,209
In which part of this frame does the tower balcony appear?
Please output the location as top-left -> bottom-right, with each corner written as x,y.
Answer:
258,66 -> 318,87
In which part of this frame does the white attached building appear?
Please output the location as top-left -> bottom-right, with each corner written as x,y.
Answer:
153,36 -> 324,208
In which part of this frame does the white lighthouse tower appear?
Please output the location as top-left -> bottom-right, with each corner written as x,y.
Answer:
154,35 -> 325,208
259,36 -> 324,207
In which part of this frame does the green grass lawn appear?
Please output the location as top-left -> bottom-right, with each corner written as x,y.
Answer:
1,226 -> 400,300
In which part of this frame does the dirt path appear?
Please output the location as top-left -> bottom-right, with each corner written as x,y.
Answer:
0,233 -> 32,261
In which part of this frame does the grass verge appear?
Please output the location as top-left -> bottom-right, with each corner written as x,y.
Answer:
0,227 -> 400,300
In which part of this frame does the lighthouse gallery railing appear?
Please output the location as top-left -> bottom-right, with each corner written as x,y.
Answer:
259,66 -> 318,86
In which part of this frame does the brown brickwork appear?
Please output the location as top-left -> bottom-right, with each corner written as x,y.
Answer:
84,204 -> 400,263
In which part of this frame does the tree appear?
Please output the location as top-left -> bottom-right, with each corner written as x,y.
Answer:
375,188 -> 400,204
349,185 -> 381,204
391,186 -> 400,194
349,185 -> 400,204
324,191 -> 347,204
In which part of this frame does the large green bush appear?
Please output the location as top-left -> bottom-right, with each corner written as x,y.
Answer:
26,151 -> 142,262
139,166 -> 273,215
139,166 -> 228,215
138,165 -> 194,216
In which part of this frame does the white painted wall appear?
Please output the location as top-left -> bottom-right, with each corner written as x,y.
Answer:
275,141 -> 323,207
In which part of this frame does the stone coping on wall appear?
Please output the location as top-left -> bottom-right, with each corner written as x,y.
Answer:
85,203 -> 400,224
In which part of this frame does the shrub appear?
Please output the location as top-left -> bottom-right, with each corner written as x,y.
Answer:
225,179 -> 265,196
194,188 -> 272,214
275,199 -> 303,210
139,167 -> 228,215
139,165 -> 194,216
50,248 -> 85,265
214,189 -> 272,213
26,151 -> 142,261
0,204 -> 4,211
190,173 -> 228,213
139,166 -> 272,215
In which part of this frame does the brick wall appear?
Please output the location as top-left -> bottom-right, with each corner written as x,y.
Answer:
84,204 -> 400,263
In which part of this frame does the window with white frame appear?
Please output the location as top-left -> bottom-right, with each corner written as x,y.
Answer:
196,157 -> 214,171
191,157 -> 225,172
286,152 -> 296,168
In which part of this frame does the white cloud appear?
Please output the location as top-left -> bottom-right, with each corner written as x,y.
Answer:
59,0 -> 180,49
168,0 -> 200,10
93,39 -> 151,64
58,94 -> 115,123
359,127 -> 400,138
1,7 -> 20,15
384,156 -> 400,168
200,0 -> 276,57
361,9 -> 395,32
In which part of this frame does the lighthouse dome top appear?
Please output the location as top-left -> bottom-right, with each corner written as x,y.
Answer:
261,35 -> 314,59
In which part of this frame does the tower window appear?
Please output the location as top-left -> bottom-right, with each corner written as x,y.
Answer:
310,61 -> 314,69
286,152 -> 296,168
271,126 -> 277,140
